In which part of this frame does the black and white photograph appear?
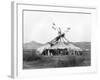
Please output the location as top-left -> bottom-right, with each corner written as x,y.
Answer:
23,9 -> 91,69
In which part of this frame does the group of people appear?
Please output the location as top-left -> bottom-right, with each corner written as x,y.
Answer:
41,48 -> 83,56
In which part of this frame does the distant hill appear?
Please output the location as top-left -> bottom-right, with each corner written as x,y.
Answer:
23,41 -> 43,50
23,41 -> 91,50
73,42 -> 91,50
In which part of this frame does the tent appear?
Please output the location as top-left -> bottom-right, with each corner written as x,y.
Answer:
37,42 -> 82,55
36,23 -> 82,55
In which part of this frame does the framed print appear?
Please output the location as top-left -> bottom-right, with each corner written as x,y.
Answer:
11,1 -> 97,78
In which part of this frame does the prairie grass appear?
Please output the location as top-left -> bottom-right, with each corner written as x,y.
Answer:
23,49 -> 90,69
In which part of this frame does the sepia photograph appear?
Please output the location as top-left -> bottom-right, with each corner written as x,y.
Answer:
23,9 -> 91,69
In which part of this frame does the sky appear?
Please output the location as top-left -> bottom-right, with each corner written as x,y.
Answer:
23,10 -> 92,44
